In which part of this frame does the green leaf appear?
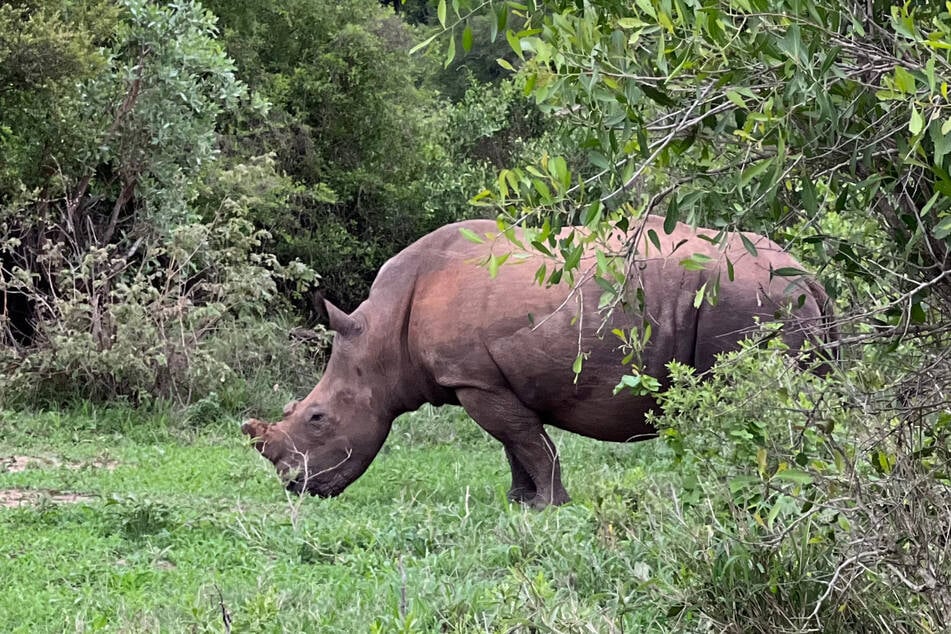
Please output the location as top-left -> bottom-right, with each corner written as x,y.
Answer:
496,4 -> 508,35
462,24 -> 473,53
634,0 -> 656,18
664,201 -> 679,234
506,30 -> 523,60
909,106 -> 924,135
771,266 -> 808,277
532,178 -> 552,202
531,240 -> 553,256
931,119 -> 951,167
728,475 -> 761,493
801,176 -> 818,215
773,469 -> 813,485
934,215 -> 951,240
617,17 -> 645,28
437,0 -> 447,27
739,234 -> 758,257
693,282 -> 707,308
725,90 -> 747,109
583,201 -> 602,228
588,151 -> 610,170
488,253 -> 509,278
679,253 -> 713,271
647,229 -> 661,251
572,353 -> 584,376
641,83 -> 675,106
595,249 -> 609,276
894,66 -> 916,93
780,25 -> 805,64
564,244 -> 583,271
409,32 -> 440,55
459,228 -> 484,244
550,156 -> 569,189
740,158 -> 773,187
534,263 -> 547,285
766,496 -> 785,528
444,33 -> 456,68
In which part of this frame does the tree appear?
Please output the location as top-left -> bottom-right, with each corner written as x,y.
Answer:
0,0 -> 311,405
204,0 -> 450,310
426,0 -> 951,407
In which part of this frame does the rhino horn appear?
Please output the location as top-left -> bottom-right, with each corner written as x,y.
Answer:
241,418 -> 269,446
282,399 -> 300,417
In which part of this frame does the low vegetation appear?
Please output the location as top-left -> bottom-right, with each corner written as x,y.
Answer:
2,343 -> 948,632
0,405 -> 675,632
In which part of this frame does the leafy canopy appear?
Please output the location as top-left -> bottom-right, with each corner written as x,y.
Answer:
427,0 -> 950,330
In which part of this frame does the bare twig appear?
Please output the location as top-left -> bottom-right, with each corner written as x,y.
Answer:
214,585 -> 232,634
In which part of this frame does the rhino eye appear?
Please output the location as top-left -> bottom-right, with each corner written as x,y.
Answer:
309,411 -> 325,425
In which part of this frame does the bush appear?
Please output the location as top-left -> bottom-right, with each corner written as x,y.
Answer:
0,2 -> 329,411
0,210 -> 326,408
639,342 -> 951,633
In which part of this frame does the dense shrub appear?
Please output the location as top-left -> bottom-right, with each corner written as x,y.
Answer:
0,1 -> 321,408
637,342 -> 951,633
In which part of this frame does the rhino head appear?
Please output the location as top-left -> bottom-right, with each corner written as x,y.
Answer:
241,300 -> 395,497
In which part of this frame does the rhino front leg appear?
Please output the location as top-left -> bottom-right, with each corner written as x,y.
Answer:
455,387 -> 570,508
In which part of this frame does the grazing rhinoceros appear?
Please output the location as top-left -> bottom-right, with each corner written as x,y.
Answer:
242,217 -> 833,508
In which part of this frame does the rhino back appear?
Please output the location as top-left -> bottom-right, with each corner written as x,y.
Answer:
377,218 -> 822,441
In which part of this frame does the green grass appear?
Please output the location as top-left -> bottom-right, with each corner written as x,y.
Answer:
0,405 -> 682,632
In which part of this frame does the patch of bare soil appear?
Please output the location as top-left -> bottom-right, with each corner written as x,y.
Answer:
2,455 -> 60,473
1,455 -> 118,473
0,488 -> 96,508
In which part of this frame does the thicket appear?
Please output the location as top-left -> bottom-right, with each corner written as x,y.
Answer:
0,0 -> 547,407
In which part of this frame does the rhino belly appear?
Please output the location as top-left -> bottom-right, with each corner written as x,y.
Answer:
487,334 -> 661,443
542,393 -> 659,442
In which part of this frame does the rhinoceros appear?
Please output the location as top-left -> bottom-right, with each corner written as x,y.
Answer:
242,217 -> 833,508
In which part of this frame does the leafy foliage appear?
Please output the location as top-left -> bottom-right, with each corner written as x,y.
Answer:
428,1 -> 951,339
1,0 -> 551,406
205,0 -> 463,309
651,343 -> 950,631
0,1 -> 317,405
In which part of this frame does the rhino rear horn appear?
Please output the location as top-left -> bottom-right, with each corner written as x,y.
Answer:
282,399 -> 300,417
324,299 -> 359,337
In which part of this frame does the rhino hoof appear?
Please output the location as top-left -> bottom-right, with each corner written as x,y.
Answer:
507,487 -> 536,504
526,491 -> 571,510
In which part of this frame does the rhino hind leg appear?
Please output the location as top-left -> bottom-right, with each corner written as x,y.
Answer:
455,387 -> 570,509
504,447 -> 536,503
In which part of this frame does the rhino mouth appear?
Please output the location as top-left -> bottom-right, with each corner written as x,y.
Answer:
280,464 -> 348,498
283,474 -> 307,496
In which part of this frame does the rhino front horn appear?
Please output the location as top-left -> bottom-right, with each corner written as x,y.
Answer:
241,419 -> 268,444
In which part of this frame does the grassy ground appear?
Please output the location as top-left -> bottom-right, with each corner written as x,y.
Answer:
0,404 -> 684,633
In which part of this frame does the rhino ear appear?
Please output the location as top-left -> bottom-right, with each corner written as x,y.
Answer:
324,299 -> 359,337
